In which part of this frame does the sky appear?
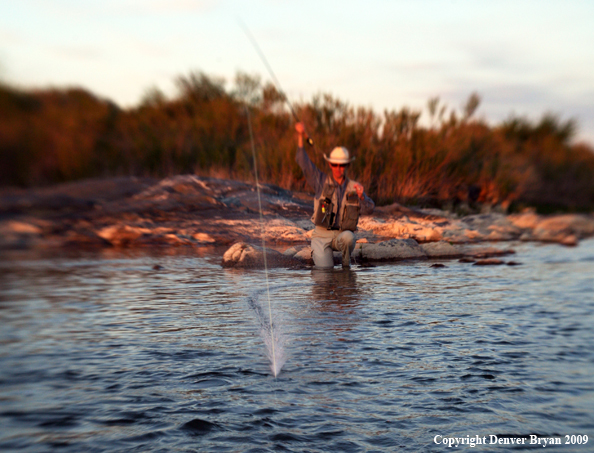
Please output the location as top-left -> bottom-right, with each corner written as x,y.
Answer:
1,0 -> 594,144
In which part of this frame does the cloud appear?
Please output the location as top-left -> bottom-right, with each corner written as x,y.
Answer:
49,45 -> 102,61
440,79 -> 594,142
30,0 -> 216,19
123,0 -> 217,14
0,29 -> 26,45
129,40 -> 171,58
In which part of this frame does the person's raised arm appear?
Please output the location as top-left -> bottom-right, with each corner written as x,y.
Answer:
295,122 -> 324,192
295,122 -> 305,148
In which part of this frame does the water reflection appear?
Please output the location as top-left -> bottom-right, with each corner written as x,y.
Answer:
311,268 -> 363,322
309,268 -> 361,314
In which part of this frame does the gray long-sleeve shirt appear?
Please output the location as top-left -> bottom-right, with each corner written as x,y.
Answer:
296,147 -> 374,228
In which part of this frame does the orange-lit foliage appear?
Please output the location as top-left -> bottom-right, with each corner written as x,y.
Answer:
0,85 -> 118,185
1,74 -> 593,212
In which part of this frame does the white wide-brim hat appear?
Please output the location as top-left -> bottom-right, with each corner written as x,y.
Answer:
323,146 -> 355,164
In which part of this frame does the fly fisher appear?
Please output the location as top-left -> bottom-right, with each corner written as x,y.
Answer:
241,20 -> 375,268
295,122 -> 375,268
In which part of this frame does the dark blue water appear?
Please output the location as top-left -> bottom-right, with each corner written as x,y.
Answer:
1,241 -> 593,452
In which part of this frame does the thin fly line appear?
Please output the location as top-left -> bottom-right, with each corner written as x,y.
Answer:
245,106 -> 277,377
238,18 -> 314,148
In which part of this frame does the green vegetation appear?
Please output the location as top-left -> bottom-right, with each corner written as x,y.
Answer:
1,71 -> 593,212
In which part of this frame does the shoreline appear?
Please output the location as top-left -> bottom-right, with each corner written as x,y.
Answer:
2,175 -> 594,266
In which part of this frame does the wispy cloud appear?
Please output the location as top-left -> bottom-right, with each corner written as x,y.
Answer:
49,45 -> 102,61
116,0 -> 217,14
0,29 -> 26,45
128,39 -> 172,58
31,0 -> 216,19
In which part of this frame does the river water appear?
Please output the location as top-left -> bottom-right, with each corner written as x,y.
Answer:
1,240 -> 593,452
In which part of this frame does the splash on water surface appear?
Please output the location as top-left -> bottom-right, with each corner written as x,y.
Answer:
247,288 -> 288,376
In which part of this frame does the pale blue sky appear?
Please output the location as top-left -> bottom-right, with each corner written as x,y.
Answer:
1,0 -> 594,144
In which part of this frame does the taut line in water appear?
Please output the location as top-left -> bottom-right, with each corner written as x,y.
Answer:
245,106 -> 278,377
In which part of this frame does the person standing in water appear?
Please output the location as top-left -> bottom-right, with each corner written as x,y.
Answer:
295,122 -> 375,268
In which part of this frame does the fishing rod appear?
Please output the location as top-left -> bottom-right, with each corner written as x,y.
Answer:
239,19 -> 315,148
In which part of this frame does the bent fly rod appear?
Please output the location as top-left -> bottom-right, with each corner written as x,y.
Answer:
239,19 -> 315,148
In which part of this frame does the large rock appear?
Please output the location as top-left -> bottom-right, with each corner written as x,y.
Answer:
358,216 -> 443,242
260,218 -> 309,242
280,240 -> 513,266
508,212 -> 541,230
96,225 -> 152,247
532,214 -> 594,245
284,239 -> 428,265
95,224 -> 197,247
283,245 -> 313,264
420,241 -> 464,258
4,175 -> 594,252
508,212 -> 594,245
441,213 -> 523,243
0,220 -> 44,249
352,238 -> 427,262
222,242 -> 302,268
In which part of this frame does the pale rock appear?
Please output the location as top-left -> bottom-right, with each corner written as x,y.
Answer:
1,221 -> 42,235
455,213 -> 522,241
356,217 -> 391,237
222,242 -> 300,268
294,247 -> 313,263
442,226 -> 484,243
212,218 -> 308,243
61,230 -> 111,248
358,216 -> 443,242
193,232 -> 216,243
96,225 -> 152,247
535,214 -> 594,238
560,234 -> 578,247
282,239 -> 427,264
399,220 -> 443,242
282,245 -> 300,256
0,220 -> 44,249
508,212 -> 541,230
532,226 -> 576,245
162,234 -> 190,246
283,245 -> 313,264
512,213 -> 594,245
263,218 -> 309,242
485,229 -> 516,241
420,241 -> 464,258
352,238 -> 426,261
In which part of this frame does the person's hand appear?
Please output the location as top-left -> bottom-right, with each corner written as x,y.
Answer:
295,122 -> 305,148
353,183 -> 365,199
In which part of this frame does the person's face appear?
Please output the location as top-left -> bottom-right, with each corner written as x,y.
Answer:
330,163 -> 348,182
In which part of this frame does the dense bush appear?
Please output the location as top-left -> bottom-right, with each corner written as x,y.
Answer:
1,72 -> 593,212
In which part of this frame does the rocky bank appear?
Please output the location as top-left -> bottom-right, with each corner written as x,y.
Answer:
2,175 -> 593,267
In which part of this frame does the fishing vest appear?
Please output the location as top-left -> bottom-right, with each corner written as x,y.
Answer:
312,176 -> 361,231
